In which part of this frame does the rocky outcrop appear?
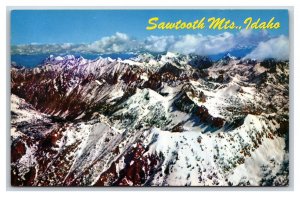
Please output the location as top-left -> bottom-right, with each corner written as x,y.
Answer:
11,53 -> 289,186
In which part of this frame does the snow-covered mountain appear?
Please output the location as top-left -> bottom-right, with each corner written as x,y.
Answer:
11,53 -> 289,186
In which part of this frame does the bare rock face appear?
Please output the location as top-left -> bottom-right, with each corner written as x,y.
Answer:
11,54 -> 289,186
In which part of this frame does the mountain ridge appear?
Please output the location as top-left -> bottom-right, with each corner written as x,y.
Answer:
11,53 -> 289,186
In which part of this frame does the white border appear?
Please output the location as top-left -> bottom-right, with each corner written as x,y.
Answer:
1,0 -> 299,197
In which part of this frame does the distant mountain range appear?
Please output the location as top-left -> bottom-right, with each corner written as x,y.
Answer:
11,47 -> 255,68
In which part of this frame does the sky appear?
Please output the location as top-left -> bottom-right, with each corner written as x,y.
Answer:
11,10 -> 288,45
11,10 -> 289,60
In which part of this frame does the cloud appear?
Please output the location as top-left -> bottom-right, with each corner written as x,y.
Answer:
11,32 -> 140,55
239,29 -> 253,38
170,32 -> 235,55
144,35 -> 175,52
87,32 -> 139,53
142,33 -> 235,55
11,43 -> 80,55
234,29 -> 270,49
12,30 -> 282,60
73,32 -> 140,53
60,43 -> 73,49
244,35 -> 289,60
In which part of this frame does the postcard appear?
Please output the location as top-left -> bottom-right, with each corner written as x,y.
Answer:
10,9 -> 289,186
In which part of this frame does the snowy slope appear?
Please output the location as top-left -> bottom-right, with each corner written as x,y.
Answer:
11,53 -> 289,186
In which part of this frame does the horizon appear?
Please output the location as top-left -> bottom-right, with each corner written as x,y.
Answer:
11,49 -> 286,68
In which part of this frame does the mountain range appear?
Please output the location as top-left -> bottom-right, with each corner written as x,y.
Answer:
11,52 -> 289,186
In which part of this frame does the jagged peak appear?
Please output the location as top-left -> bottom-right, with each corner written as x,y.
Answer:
223,53 -> 237,60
